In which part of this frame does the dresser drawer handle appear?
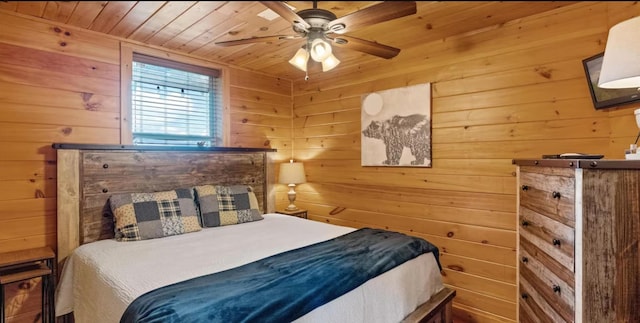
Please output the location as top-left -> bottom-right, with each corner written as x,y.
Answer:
521,293 -> 529,299
552,191 -> 561,199
552,239 -> 561,246
521,256 -> 528,263
553,285 -> 561,293
521,185 -> 529,191
521,220 -> 530,227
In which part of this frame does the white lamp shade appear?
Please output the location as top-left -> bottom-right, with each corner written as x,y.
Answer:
288,48 -> 309,72
599,16 -> 640,89
279,162 -> 306,184
321,53 -> 341,72
310,38 -> 332,62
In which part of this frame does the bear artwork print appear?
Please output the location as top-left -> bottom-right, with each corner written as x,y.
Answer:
362,114 -> 431,166
361,83 -> 432,167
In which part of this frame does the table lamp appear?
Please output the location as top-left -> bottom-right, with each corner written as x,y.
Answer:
278,160 -> 306,211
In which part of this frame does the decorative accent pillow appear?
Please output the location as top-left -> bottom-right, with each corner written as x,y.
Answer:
109,188 -> 202,241
193,185 -> 263,227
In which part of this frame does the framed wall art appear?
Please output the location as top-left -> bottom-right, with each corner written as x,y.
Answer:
361,83 -> 432,167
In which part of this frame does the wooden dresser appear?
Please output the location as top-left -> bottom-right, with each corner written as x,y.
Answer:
513,159 -> 640,323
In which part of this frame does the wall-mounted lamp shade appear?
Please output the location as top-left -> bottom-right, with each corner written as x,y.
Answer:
321,53 -> 341,72
599,16 -> 640,89
288,47 -> 309,72
310,38 -> 332,62
278,162 -> 306,184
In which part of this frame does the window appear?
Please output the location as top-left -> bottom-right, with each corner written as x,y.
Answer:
131,53 -> 223,146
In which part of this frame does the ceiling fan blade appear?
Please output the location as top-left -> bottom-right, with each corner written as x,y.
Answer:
329,35 -> 401,59
260,1 -> 311,31
215,35 -> 302,47
327,1 -> 417,34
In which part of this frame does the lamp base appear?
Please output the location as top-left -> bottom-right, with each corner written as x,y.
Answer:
285,205 -> 299,211
286,184 -> 298,211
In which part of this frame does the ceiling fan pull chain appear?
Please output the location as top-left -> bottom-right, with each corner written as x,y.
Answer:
304,44 -> 309,80
304,37 -> 311,81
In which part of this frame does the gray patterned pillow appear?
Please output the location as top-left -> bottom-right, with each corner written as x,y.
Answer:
109,188 -> 202,241
193,185 -> 263,227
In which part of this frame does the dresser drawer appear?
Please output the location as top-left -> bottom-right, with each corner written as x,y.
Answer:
520,237 -> 574,289
519,207 -> 575,271
519,169 -> 575,228
519,299 -> 541,323
520,276 -> 569,323
520,245 -> 575,321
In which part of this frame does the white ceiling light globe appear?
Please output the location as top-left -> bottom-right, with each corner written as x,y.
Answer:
310,38 -> 332,62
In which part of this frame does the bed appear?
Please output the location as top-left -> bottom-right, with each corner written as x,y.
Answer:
53,144 -> 455,323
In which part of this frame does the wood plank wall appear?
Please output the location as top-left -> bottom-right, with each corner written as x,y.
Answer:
0,10 -> 291,323
288,2 -> 640,323
1,2 -> 640,323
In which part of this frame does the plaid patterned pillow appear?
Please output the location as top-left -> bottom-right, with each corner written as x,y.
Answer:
193,185 -> 263,227
109,188 -> 202,241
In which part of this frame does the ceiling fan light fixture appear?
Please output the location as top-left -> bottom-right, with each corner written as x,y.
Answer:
289,47 -> 309,71
321,53 -> 340,72
309,38 -> 332,62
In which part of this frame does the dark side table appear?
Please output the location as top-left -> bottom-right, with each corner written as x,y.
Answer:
0,247 -> 55,323
276,209 -> 308,219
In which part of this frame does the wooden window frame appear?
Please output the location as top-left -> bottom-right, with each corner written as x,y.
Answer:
120,43 -> 230,146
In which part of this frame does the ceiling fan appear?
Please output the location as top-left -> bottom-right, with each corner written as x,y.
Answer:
215,1 -> 417,73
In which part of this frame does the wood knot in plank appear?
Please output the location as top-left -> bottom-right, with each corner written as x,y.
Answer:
84,102 -> 100,111
535,66 -> 553,79
80,92 -> 101,111
447,265 -> 464,272
81,92 -> 93,101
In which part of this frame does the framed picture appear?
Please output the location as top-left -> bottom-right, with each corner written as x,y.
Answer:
582,52 -> 640,110
361,83 -> 432,167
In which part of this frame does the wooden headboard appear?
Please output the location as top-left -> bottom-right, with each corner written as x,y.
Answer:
55,143 -> 277,266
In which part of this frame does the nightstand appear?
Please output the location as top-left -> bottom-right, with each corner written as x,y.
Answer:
0,247 -> 55,323
276,209 -> 308,219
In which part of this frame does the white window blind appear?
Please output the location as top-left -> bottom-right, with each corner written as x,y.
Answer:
131,53 -> 223,146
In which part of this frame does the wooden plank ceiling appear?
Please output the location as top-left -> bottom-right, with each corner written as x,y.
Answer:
0,1 -> 578,80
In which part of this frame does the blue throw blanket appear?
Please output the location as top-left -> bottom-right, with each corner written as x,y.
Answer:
120,228 -> 441,323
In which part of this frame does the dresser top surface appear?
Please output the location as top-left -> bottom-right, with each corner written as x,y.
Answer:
512,159 -> 640,169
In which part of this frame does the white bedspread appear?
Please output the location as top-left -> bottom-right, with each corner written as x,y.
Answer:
56,213 -> 443,323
